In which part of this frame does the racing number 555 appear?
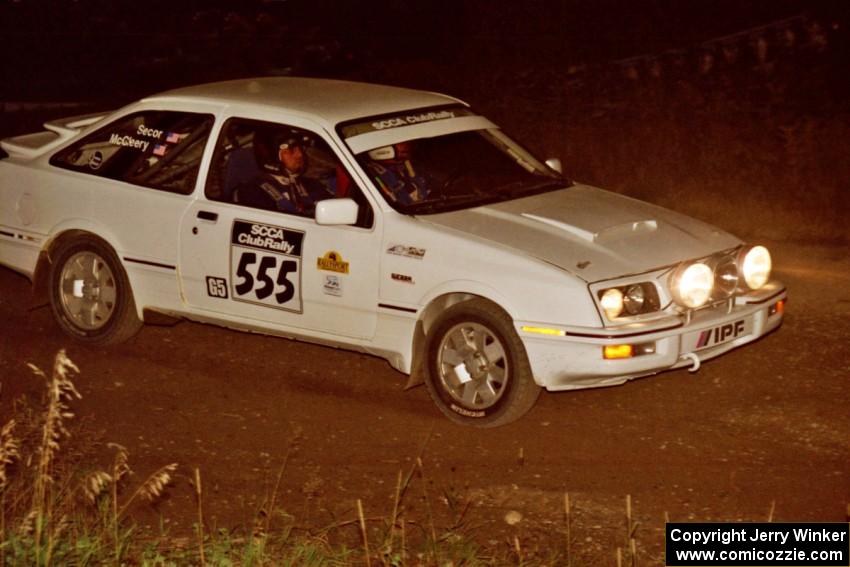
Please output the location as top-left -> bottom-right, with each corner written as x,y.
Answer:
234,251 -> 297,304
229,220 -> 304,313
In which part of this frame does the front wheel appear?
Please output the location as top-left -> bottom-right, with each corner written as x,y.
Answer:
425,299 -> 540,427
48,235 -> 142,345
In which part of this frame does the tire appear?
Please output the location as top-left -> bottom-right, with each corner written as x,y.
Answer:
48,235 -> 143,345
425,299 -> 541,427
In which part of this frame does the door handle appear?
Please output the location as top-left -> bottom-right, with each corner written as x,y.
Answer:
197,210 -> 218,222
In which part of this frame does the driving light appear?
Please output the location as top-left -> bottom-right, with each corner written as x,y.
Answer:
740,245 -> 771,290
600,288 -> 624,319
672,262 -> 714,308
713,255 -> 739,298
623,284 -> 646,314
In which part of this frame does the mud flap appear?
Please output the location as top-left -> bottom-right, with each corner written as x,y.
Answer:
403,319 -> 427,390
29,250 -> 50,310
403,358 -> 426,390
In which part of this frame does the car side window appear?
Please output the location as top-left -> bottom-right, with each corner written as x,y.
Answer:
50,111 -> 213,195
205,117 -> 373,228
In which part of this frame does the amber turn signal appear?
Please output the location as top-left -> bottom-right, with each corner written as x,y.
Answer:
769,299 -> 786,316
603,344 -> 634,359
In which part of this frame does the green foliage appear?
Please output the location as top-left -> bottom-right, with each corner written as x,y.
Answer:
2,352 -> 567,565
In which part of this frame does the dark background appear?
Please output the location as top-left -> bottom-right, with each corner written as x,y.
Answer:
2,0 -> 846,100
1,4 -> 848,560
2,0 -> 849,242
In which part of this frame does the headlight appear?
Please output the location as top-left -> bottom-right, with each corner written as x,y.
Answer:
597,283 -> 660,321
623,284 -> 645,315
600,288 -> 624,319
672,262 -> 713,308
740,245 -> 771,290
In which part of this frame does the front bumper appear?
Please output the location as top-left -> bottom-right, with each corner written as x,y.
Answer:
519,282 -> 787,391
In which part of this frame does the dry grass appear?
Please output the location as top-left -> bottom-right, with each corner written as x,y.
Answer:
0,351 -> 177,566
1,350 -> 814,566
0,420 -> 19,492
0,352 -> 503,565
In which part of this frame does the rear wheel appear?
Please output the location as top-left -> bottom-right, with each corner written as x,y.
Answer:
425,299 -> 540,427
48,235 -> 142,345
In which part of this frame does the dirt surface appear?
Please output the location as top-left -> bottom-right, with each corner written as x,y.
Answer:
1,240 -> 848,563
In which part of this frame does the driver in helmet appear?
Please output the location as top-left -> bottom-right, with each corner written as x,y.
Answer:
364,141 -> 429,205
235,130 -> 333,214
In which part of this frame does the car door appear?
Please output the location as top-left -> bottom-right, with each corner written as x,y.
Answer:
178,113 -> 381,340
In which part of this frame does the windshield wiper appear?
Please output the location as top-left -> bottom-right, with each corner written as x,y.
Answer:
501,178 -> 570,199
405,177 -> 570,215
434,167 -> 474,199
406,193 -> 488,214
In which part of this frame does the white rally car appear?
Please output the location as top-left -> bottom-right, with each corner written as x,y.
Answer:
0,78 -> 785,426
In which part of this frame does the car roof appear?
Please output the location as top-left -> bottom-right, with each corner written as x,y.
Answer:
146,77 -> 464,126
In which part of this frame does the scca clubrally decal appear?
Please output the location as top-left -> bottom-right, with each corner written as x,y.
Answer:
230,220 -> 305,313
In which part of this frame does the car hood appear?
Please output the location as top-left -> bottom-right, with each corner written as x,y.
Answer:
420,184 -> 741,282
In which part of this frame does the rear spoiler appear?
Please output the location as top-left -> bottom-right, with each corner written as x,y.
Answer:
0,110 -> 111,160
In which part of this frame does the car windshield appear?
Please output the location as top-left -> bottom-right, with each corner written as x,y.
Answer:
341,108 -> 571,215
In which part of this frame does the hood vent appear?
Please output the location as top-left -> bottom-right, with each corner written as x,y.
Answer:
521,213 -> 657,243
520,213 -> 595,242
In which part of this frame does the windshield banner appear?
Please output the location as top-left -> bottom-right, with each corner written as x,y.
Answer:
341,107 -> 475,138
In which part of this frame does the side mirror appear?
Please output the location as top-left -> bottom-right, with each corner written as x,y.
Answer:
545,158 -> 563,174
315,198 -> 358,225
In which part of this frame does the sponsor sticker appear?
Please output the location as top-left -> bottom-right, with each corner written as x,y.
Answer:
316,250 -> 350,274
88,150 -> 103,170
370,110 -> 456,131
690,319 -> 749,350
229,220 -> 304,313
340,107 -> 475,138
391,273 -> 414,284
323,274 -> 343,297
387,244 -> 426,260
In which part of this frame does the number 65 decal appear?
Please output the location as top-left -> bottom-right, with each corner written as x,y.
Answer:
206,277 -> 228,298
